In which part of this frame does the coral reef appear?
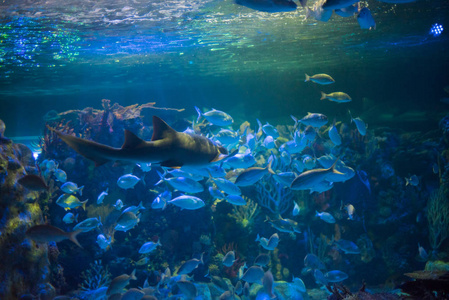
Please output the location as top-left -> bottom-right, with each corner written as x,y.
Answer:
427,188 -> 449,252
228,197 -> 259,231
78,260 -> 111,291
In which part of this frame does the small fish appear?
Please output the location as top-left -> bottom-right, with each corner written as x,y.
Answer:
107,269 -> 137,296
54,169 -> 67,183
256,233 -> 279,251
262,136 -> 276,149
293,277 -> 307,292
62,212 -> 78,224
345,204 -> 355,220
168,195 -> 205,210
209,186 -> 225,199
117,174 -> 141,189
304,253 -> 325,269
139,239 -> 162,254
418,243 -> 429,261
177,253 -> 203,275
316,211 -> 336,223
357,7 -> 376,30
254,253 -> 270,267
357,170 -> 371,194
292,202 -> 301,216
299,113 -> 328,128
241,266 -> 264,284
320,91 -> 352,103
305,73 -> 335,85
335,3 -> 359,17
97,234 -> 112,250
113,199 -> 124,210
212,177 -> 241,196
262,122 -> 279,139
122,201 -> 145,215
314,269 -> 328,286
18,174 -> 49,191
226,195 -> 247,206
324,270 -> 348,282
97,188 -> 108,205
303,155 -> 316,170
74,217 -> 102,232
234,281 -> 243,295
195,106 -> 233,126
56,194 -> 88,211
60,182 -> 84,196
133,257 -> 149,267
235,157 -> 275,187
26,224 -> 83,248
263,270 -> 275,299
405,175 -> 419,186
115,211 -> 140,231
121,288 -> 145,300
222,251 -> 236,267
335,239 -> 360,254
349,111 -> 367,136
151,190 -> 171,210
322,0 -> 359,10
224,149 -> 256,169
137,162 -> 152,172
46,160 -> 58,172
291,159 -> 343,191
329,120 -> 342,146
176,280 -> 197,298
214,129 -> 240,145
157,172 -> 204,194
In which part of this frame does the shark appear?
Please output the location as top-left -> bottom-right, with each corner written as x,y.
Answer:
49,116 -> 228,168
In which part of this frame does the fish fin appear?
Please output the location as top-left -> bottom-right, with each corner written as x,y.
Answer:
305,74 -> 310,82
320,92 -> 327,101
405,178 -> 410,186
69,229 -> 83,248
78,186 -> 84,196
130,269 -> 137,280
330,158 -> 344,175
82,199 -> 88,210
151,116 -> 177,141
194,106 -> 202,123
122,130 -> 145,149
267,155 -> 275,175
160,160 -> 183,168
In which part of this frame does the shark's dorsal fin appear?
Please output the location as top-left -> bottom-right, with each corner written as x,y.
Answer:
122,130 -> 145,149
152,116 -> 177,141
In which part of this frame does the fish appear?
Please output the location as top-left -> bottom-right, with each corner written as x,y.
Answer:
329,120 -> 342,146
177,253 -> 203,275
273,172 -> 297,187
138,162 -> 152,172
219,290 -> 234,300
292,202 -> 301,216
293,277 -> 307,292
314,269 -> 328,286
18,174 -> 49,191
325,164 -> 355,183
324,270 -> 348,282
263,136 -> 276,149
266,216 -> 301,233
357,7 -> 376,30
54,169 -> 67,183
335,3 -> 359,17
117,174 -> 141,189
122,201 -> 145,215
405,175 -> 419,186
121,288 -> 145,300
235,157 -> 275,186
254,253 -> 271,267
168,195 -> 205,210
139,239 -> 162,254
290,159 -> 343,191
167,169 -> 203,181
234,281 -> 243,295
357,170 -> 371,194
113,199 -> 124,210
115,211 -> 140,231
211,177 -> 241,196
209,186 -> 225,200
263,270 -> 276,299
176,280 -> 197,298
48,116 -> 228,168
97,188 -> 108,205
418,243 -> 429,261
305,6 -> 333,22
60,182 -> 84,195
46,160 -> 58,172
226,195 -> 247,206
26,224 -> 83,248
151,190 -> 171,210
133,256 -> 150,266
195,106 -> 233,126
320,91 -> 352,103
241,266 -> 264,284
97,234 -> 112,250
322,0 -> 359,10
316,211 -> 336,223
62,212 -> 78,224
345,204 -> 355,220
157,172 -> 204,194
224,148 -> 256,169
256,233 -> 279,250
214,129 -> 240,146
305,73 -> 335,85
222,251 -> 236,267
335,239 -> 360,254
73,217 -> 102,232
107,269 -> 137,295
262,122 -> 279,139
298,113 -> 328,128
349,111 -> 367,136
303,155 -> 316,170
56,194 -> 88,211
234,0 -> 297,13
304,253 -> 325,269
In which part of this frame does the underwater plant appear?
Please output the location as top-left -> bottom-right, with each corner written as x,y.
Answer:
255,177 -> 293,215
228,197 -> 259,230
78,260 -> 111,291
427,188 -> 449,253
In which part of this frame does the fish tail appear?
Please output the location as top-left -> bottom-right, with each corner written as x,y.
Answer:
130,269 -> 137,281
405,178 -> 410,186
330,158 -> 344,175
69,229 -> 83,248
82,199 -> 88,210
305,74 -> 310,82
267,155 -> 275,175
320,92 -> 327,101
78,186 -> 84,196
255,234 -> 260,242
194,106 -> 202,123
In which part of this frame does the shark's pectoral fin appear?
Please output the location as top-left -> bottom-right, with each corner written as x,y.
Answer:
160,160 -> 183,169
122,130 -> 145,149
210,153 -> 228,163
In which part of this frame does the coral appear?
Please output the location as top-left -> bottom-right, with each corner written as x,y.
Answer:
228,197 -> 259,231
427,188 -> 449,252
78,260 -> 111,291
255,177 -> 293,215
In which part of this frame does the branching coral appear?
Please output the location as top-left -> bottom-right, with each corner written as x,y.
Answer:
228,197 -> 259,230
78,260 -> 111,291
427,188 -> 449,251
255,177 -> 293,215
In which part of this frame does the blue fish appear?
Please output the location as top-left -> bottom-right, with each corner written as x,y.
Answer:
235,0 -> 297,12
357,7 -> 376,30
357,170 -> 371,194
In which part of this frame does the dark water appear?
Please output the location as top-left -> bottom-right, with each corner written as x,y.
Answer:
1,0 -> 449,299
